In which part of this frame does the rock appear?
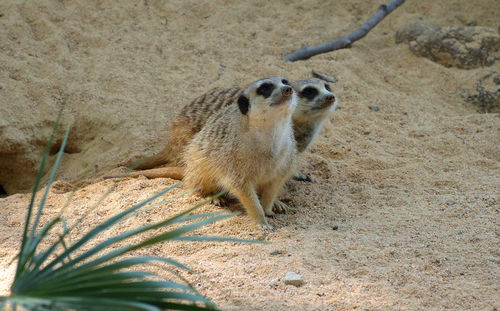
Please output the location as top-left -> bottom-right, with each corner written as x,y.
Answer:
395,23 -> 441,44
270,250 -> 286,256
283,272 -> 304,287
51,180 -> 74,194
396,24 -> 500,69
368,105 -> 380,111
466,72 -> 500,113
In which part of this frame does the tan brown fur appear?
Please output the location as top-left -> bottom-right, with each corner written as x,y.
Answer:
135,87 -> 242,169
182,77 -> 297,229
104,167 -> 183,180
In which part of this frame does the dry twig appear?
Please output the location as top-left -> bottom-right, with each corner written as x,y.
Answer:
312,70 -> 337,83
283,0 -> 406,61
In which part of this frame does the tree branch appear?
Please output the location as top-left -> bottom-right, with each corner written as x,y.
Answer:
283,0 -> 406,62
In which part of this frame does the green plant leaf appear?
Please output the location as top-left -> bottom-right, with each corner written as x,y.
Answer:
31,183 -> 180,280
16,98 -> 67,279
30,123 -> 71,241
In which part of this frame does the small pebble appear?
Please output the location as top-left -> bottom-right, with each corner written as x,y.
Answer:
283,272 -> 304,287
270,250 -> 286,256
368,105 -> 380,111
446,201 -> 457,206
332,225 -> 339,230
493,75 -> 500,85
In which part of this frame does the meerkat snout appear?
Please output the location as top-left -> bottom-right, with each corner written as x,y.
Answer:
326,94 -> 336,103
282,85 -> 293,97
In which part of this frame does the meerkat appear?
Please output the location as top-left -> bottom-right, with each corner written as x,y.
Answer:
108,78 -> 337,182
181,77 -> 297,229
290,78 -> 337,181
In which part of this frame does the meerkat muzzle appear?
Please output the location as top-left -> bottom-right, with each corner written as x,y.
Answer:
326,94 -> 335,103
282,86 -> 293,97
314,95 -> 337,110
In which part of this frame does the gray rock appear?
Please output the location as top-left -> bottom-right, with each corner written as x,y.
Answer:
395,23 -> 441,44
466,72 -> 500,113
396,24 -> 500,69
283,272 -> 304,287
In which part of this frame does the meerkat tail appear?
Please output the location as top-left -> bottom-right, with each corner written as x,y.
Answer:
104,167 -> 184,180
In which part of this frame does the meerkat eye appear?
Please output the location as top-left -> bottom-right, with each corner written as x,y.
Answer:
256,83 -> 275,98
300,87 -> 318,100
325,84 -> 331,92
281,79 -> 289,85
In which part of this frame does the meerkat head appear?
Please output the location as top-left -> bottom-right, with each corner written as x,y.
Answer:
237,77 -> 297,118
290,78 -> 337,124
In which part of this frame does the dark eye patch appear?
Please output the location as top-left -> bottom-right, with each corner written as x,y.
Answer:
256,83 -> 275,98
237,95 -> 249,115
325,84 -> 331,92
282,79 -> 289,85
300,87 -> 318,100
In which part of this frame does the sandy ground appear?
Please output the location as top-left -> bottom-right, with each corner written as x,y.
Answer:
0,0 -> 499,310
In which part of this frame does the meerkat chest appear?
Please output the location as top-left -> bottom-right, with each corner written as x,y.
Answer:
251,119 -> 294,158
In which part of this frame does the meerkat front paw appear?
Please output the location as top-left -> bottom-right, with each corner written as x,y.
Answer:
272,200 -> 290,214
265,209 -> 276,218
210,196 -> 233,207
258,223 -> 276,232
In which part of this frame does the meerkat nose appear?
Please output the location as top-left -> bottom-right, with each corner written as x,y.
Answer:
282,86 -> 293,97
326,94 -> 336,103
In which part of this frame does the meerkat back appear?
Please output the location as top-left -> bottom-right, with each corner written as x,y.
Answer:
135,87 -> 242,169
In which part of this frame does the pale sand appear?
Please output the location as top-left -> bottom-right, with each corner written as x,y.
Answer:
0,0 -> 498,310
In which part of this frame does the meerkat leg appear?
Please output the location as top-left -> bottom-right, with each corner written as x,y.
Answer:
260,176 -> 290,216
233,184 -> 273,231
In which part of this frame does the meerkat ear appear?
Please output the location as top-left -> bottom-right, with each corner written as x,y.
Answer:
237,95 -> 249,115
